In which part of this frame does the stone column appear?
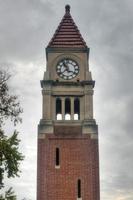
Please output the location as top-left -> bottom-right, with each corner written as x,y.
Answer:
62,97 -> 65,120
84,86 -> 93,120
71,97 -> 74,120
42,91 -> 51,120
52,97 -> 56,120
80,97 -> 84,120
88,92 -> 93,119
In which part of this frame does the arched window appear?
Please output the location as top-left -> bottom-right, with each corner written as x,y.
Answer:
74,114 -> 79,120
77,179 -> 81,198
56,98 -> 62,120
65,98 -> 71,120
57,114 -> 62,120
74,98 -> 80,120
65,113 -> 71,120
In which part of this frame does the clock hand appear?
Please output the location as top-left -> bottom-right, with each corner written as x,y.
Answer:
67,70 -> 74,74
61,68 -> 67,73
63,61 -> 69,71
63,62 -> 75,74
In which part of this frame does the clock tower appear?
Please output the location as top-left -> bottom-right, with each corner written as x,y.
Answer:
37,5 -> 100,200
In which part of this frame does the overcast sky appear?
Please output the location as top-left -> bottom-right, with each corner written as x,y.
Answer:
0,0 -> 133,199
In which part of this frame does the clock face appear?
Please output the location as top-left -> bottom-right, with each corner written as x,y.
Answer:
56,58 -> 79,80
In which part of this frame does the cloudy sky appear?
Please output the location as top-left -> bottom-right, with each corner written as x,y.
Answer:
0,0 -> 133,199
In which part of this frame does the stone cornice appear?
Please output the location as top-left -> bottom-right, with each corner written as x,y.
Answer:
46,47 -> 90,61
41,80 -> 95,88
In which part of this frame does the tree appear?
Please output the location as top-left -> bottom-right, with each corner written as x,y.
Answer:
0,187 -> 16,200
0,70 -> 24,196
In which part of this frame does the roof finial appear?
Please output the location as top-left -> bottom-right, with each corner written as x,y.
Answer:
65,4 -> 70,14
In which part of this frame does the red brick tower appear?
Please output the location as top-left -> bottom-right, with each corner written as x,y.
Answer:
37,5 -> 100,200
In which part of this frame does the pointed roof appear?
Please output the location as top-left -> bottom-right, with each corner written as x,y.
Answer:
47,5 -> 88,48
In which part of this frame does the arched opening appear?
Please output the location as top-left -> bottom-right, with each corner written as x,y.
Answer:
65,98 -> 71,120
74,98 -> 80,120
57,114 -> 62,120
77,179 -> 81,198
74,114 -> 79,120
65,113 -> 71,120
56,98 -> 62,120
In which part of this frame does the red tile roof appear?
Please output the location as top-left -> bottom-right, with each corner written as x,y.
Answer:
47,5 -> 87,48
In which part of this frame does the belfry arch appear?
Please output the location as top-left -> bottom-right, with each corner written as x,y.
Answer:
65,98 -> 71,120
56,98 -> 62,120
55,97 -> 81,120
74,98 -> 80,120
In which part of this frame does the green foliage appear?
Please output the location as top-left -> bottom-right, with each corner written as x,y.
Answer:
0,187 -> 16,200
0,130 -> 24,188
0,70 -> 22,127
0,70 -> 24,198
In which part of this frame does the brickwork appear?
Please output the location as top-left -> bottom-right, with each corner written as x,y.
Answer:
47,5 -> 87,48
37,133 -> 100,200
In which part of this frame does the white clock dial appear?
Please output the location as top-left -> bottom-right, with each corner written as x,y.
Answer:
56,58 -> 79,80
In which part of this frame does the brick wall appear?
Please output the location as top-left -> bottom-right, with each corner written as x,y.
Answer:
37,131 -> 100,200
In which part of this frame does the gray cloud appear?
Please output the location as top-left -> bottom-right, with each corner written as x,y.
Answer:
0,0 -> 55,62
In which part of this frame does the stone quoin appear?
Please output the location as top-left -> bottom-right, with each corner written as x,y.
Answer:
37,5 -> 100,200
